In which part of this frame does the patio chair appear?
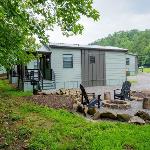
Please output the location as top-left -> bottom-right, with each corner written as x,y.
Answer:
114,81 -> 131,100
80,84 -> 102,108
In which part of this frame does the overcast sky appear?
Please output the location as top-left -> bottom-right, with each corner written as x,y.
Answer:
48,0 -> 150,45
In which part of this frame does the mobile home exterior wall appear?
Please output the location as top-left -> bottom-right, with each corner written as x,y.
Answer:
49,47 -> 82,89
126,54 -> 138,76
105,51 -> 126,86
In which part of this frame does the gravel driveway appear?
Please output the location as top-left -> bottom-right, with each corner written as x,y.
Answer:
128,73 -> 150,91
85,73 -> 150,98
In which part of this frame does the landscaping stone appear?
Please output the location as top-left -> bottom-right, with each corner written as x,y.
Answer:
134,111 -> 150,121
128,116 -> 145,125
73,103 -> 78,111
117,114 -> 131,122
100,111 -> 117,120
103,100 -> 131,109
76,104 -> 84,113
87,107 -> 96,115
83,105 -> 88,116
93,111 -> 101,120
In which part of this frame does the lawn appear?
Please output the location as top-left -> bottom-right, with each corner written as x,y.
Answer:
0,79 -> 150,150
143,68 -> 150,73
139,67 -> 150,73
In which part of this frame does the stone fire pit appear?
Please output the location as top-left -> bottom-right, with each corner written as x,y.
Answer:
103,100 -> 131,109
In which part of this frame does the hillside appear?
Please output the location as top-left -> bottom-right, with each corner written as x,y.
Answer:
91,29 -> 150,66
1,79 -> 150,149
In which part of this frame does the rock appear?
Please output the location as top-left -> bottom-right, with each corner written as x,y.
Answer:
37,92 -> 44,95
93,111 -> 101,120
76,104 -> 84,113
59,89 -> 65,95
137,97 -> 144,101
134,111 -> 150,121
117,114 -> 131,122
128,116 -> 145,125
100,111 -> 117,120
87,107 -> 96,115
145,120 -> 150,124
83,105 -> 88,116
73,103 -> 78,111
77,101 -> 81,105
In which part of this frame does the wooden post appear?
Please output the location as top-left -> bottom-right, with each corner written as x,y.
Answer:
104,92 -> 111,100
143,98 -> 150,109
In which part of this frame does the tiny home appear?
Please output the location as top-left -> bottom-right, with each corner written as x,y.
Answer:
10,43 -> 128,91
126,53 -> 138,76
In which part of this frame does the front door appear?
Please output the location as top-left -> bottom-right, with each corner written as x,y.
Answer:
40,54 -> 51,80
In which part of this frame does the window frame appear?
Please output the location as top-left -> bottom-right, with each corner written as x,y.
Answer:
63,54 -> 73,68
89,56 -> 95,64
126,58 -> 130,65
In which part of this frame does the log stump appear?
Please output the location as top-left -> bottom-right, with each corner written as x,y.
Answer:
104,92 -> 111,100
143,98 -> 150,109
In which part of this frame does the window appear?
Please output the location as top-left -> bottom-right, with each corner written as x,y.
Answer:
126,58 -> 130,65
34,61 -> 38,69
63,54 -> 73,68
90,56 -> 95,64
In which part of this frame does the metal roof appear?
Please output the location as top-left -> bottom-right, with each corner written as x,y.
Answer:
48,43 -> 128,52
126,53 -> 138,56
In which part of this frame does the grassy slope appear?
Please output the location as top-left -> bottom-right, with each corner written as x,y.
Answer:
0,80 -> 150,150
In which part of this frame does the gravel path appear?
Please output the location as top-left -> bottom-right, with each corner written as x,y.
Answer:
128,73 -> 150,91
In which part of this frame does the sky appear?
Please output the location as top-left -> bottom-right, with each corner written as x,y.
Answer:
48,0 -> 150,45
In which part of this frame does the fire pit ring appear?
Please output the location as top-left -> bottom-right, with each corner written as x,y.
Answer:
102,100 -> 131,109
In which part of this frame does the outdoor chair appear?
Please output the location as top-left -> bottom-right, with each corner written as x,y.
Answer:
114,81 -> 131,100
80,84 -> 102,108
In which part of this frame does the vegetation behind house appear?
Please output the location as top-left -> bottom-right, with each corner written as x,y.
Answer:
91,29 -> 150,66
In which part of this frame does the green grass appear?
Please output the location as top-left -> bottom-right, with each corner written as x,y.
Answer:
143,68 -> 150,73
128,80 -> 137,84
139,67 -> 150,73
0,79 -> 150,150
0,79 -> 32,97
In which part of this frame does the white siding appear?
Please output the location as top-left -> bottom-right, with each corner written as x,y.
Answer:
0,66 -> 6,74
126,54 -> 137,75
105,52 -> 126,86
50,48 -> 81,89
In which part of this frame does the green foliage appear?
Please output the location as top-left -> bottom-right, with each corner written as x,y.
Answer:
91,29 -> 150,66
1,79 -> 150,150
18,126 -> 32,140
0,0 -> 100,69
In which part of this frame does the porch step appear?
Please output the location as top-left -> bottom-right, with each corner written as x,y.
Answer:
40,80 -> 56,90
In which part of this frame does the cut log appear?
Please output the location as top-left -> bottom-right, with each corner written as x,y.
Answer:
104,92 -> 111,100
143,98 -> 150,109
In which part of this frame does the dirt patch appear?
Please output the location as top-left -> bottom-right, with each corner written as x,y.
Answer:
26,95 -> 74,110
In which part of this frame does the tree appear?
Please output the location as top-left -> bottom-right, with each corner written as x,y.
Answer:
0,0 -> 100,69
